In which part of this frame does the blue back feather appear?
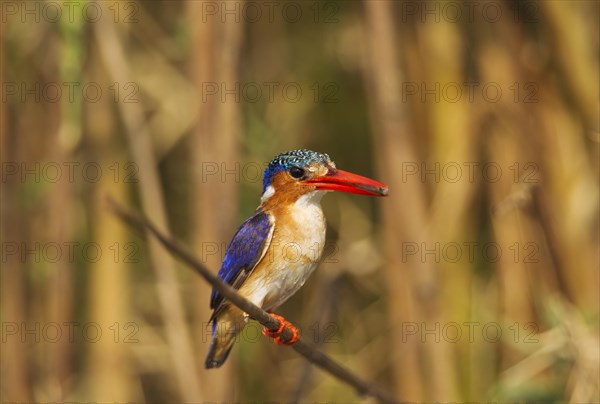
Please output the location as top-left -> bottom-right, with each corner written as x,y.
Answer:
210,211 -> 272,310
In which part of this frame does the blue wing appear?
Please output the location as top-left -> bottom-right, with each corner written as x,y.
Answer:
210,210 -> 273,314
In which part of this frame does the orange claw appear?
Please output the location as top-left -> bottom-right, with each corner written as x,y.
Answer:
262,313 -> 299,345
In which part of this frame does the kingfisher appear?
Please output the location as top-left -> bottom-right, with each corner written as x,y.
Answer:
205,149 -> 388,368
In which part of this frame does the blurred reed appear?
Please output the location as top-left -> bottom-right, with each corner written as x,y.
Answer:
1,1 -> 598,402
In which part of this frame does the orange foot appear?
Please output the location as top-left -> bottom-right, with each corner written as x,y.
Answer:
262,313 -> 299,345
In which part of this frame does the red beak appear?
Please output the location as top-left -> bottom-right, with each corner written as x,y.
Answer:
304,169 -> 389,196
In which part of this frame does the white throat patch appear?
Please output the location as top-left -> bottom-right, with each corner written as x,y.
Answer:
260,185 -> 275,203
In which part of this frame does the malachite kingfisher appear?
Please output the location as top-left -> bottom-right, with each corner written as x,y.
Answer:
205,149 -> 388,368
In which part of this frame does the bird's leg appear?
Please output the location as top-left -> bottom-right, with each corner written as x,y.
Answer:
262,313 -> 299,345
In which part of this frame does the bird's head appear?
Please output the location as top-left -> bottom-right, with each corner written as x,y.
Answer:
261,149 -> 388,205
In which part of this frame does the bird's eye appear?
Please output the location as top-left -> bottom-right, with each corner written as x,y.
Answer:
289,166 -> 305,179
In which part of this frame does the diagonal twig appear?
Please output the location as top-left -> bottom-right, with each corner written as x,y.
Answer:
108,197 -> 400,404
290,272 -> 343,401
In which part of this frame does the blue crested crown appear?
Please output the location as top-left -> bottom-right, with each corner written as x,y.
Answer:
262,149 -> 331,192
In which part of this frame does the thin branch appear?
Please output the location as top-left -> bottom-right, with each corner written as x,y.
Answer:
290,272 -> 343,402
108,197 -> 400,404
